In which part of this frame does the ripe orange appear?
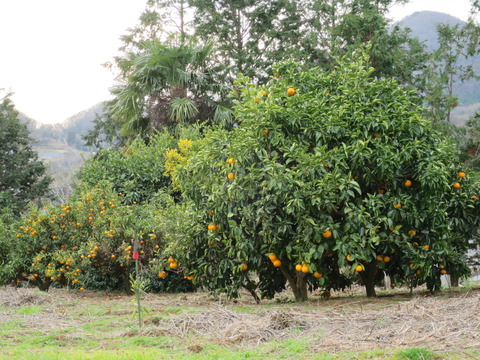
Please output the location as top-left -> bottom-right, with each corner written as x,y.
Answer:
295,264 -> 302,272
471,195 -> 478,200
423,245 -> 430,250
313,271 -> 323,278
262,90 -> 267,97
376,255 -> 384,262
322,229 -> 332,238
301,264 -> 309,273
263,129 -> 269,136
416,269 -> 421,275
227,158 -> 236,164
254,98 -> 259,103
440,269 -> 447,275
458,172 -> 466,178
168,257 -> 175,263
158,271 -> 167,278
346,254 -> 352,261
240,263 -> 248,271
170,262 -> 178,269
273,259 -> 282,267
408,230 -> 416,236
287,87 -> 296,95
439,265 -> 445,269
207,224 -> 217,231
268,253 -> 277,261
404,180 -> 412,187
383,256 -> 391,263
79,288 -> 85,291
355,264 -> 363,272
393,203 -> 402,209
453,182 -> 461,189
227,172 -> 235,180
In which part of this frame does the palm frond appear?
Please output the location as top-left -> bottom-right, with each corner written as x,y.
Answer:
169,97 -> 199,123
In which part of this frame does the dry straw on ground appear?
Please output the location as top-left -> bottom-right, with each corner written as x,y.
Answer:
0,287 -> 49,307
1,286 -> 479,354
154,291 -> 480,353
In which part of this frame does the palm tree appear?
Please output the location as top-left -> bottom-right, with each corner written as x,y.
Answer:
110,39 -> 231,137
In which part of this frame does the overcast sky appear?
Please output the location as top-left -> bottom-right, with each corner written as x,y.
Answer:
0,0 -> 476,124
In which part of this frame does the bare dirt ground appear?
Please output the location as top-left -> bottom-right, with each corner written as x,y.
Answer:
1,285 -> 480,355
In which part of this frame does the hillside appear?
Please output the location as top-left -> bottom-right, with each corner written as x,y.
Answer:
20,104 -> 104,200
396,11 -> 480,125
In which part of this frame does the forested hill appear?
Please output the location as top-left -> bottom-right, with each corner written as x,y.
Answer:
397,11 -> 463,51
396,11 -> 480,123
23,103 -> 104,152
19,103 -> 104,191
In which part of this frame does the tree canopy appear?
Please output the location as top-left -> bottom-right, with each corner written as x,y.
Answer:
0,92 -> 51,215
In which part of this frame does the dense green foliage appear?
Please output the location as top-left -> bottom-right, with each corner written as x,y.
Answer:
0,93 -> 51,215
173,55 -> 479,300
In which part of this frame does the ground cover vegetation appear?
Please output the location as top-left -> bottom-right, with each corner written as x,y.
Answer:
2,0 -> 480,312
0,286 -> 479,359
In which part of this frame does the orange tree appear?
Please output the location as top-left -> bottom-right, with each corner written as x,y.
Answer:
66,182 -> 168,294
4,182 -> 169,294
6,202 -> 87,291
174,55 -> 479,300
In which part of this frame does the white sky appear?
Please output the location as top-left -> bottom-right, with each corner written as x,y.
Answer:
0,0 -> 476,124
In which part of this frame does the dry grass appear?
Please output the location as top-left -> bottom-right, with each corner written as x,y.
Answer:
1,285 -> 480,355
0,287 -> 50,307
148,288 -> 480,352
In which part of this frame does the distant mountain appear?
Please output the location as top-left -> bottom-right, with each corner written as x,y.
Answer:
19,103 -> 105,200
24,103 -> 104,152
396,11 -> 463,51
396,11 -> 480,125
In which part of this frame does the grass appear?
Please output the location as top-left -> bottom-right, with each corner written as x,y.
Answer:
0,287 -> 479,360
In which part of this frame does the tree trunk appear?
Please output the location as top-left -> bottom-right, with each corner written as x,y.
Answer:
243,280 -> 260,304
359,262 -> 377,297
123,271 -> 133,295
180,0 -> 185,45
280,266 -> 308,301
36,278 -> 51,292
450,274 -> 459,287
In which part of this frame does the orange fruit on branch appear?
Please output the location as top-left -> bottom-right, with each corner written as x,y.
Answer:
322,229 -> 332,238
287,87 -> 296,95
273,259 -> 282,267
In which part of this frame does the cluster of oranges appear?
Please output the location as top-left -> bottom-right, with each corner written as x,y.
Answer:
268,253 -> 282,267
168,257 -> 178,269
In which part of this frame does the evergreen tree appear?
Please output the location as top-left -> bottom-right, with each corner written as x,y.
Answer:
0,92 -> 52,215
